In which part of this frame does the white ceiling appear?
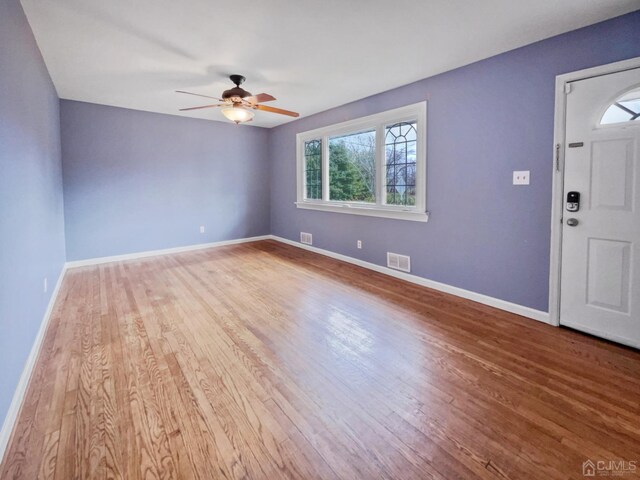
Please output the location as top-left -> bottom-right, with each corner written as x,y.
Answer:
21,0 -> 639,128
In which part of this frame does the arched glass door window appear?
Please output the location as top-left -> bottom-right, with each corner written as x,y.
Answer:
600,87 -> 640,125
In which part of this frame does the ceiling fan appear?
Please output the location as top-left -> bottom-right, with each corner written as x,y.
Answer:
176,74 -> 299,124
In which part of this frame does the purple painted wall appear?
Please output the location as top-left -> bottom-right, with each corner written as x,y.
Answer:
0,0 -> 66,426
61,101 -> 271,261
269,10 -> 640,312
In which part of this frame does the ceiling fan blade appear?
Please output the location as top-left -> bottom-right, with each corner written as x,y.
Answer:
256,104 -> 299,117
255,93 -> 276,103
179,104 -> 224,111
244,93 -> 276,105
175,90 -> 223,101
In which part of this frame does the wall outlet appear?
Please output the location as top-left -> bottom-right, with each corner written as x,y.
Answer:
43,277 -> 48,293
300,232 -> 312,245
357,240 -> 362,249
200,225 -> 205,233
513,170 -> 530,185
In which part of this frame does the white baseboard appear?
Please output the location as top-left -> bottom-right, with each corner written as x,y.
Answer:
268,235 -> 550,325
0,264 -> 68,463
65,235 -> 272,269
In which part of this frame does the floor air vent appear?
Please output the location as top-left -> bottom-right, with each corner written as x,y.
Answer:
387,252 -> 411,272
300,232 -> 313,245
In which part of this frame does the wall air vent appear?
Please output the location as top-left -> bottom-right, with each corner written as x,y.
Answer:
387,252 -> 411,272
300,232 -> 313,245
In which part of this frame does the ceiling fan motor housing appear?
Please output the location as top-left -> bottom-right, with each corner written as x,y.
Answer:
223,74 -> 251,102
222,86 -> 252,101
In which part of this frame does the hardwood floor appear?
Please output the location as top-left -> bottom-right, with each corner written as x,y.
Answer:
1,240 -> 639,479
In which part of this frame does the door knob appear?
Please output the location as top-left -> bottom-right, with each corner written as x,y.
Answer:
566,218 -> 579,227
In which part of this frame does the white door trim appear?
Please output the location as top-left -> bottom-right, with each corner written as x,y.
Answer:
549,56 -> 640,328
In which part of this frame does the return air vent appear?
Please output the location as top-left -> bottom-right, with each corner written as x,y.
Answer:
387,252 -> 411,272
300,232 -> 313,245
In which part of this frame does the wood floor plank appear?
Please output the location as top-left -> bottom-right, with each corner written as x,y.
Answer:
2,240 -> 640,480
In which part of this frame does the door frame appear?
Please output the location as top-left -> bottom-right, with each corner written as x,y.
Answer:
548,56 -> 640,327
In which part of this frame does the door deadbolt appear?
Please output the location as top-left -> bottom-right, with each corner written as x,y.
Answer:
566,191 -> 580,212
566,218 -> 579,227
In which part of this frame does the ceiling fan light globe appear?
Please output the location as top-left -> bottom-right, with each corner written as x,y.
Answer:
221,105 -> 254,124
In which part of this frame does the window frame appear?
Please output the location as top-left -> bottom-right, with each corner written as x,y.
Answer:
296,102 -> 428,222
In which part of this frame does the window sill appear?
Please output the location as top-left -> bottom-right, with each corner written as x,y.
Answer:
295,202 -> 429,222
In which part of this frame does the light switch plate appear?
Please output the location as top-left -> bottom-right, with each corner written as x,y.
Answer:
513,170 -> 530,185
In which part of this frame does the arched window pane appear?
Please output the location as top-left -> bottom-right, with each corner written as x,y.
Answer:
385,121 -> 417,206
600,88 -> 640,125
304,140 -> 322,199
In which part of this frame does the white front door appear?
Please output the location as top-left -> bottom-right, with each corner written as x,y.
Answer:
560,67 -> 640,348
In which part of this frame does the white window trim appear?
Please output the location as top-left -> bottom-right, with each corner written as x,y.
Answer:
295,102 -> 428,222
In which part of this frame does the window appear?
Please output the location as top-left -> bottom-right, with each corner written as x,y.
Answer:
304,140 -> 322,199
329,129 -> 376,203
600,88 -> 640,125
385,122 -> 417,206
296,102 -> 427,222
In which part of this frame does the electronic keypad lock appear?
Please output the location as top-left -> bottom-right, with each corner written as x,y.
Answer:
566,191 -> 580,212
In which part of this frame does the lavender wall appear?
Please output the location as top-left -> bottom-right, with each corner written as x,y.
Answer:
61,101 -> 270,261
0,0 -> 66,428
269,11 -> 640,313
